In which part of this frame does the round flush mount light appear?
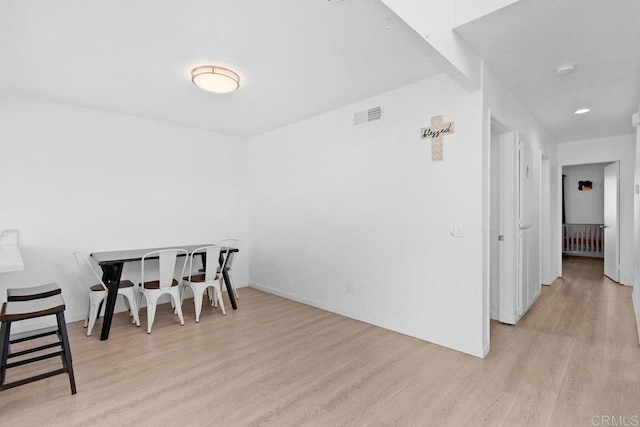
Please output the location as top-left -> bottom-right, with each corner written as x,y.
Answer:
191,66 -> 240,93
575,108 -> 591,115
555,63 -> 576,75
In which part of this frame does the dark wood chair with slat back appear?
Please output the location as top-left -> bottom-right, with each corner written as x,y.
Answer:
0,292 -> 77,395
6,282 -> 61,301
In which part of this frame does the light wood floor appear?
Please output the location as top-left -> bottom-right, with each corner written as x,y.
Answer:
1,257 -> 638,426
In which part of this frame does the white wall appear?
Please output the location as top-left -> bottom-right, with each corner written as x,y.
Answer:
248,74 -> 486,357
0,90 -> 249,332
562,163 -> 607,224
558,134 -> 636,286
482,64 -> 557,349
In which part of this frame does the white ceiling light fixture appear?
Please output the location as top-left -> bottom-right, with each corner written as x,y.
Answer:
555,63 -> 576,75
575,108 -> 591,115
191,66 -> 240,94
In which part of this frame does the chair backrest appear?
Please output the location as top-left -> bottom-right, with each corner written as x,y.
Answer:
72,251 -> 107,291
141,249 -> 188,290
188,245 -> 222,282
218,239 -> 240,271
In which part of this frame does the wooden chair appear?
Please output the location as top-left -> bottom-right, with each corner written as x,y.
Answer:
7,282 -> 61,301
0,294 -> 76,394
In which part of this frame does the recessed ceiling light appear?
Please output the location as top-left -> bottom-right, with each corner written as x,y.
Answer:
575,108 -> 591,115
556,63 -> 576,75
191,66 -> 240,93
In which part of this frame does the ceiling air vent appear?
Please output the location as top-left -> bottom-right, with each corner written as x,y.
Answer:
354,106 -> 383,127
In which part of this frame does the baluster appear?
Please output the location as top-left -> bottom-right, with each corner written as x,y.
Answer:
598,226 -> 602,253
571,226 -> 575,252
572,226 -> 576,252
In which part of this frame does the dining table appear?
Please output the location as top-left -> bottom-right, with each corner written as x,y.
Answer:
90,244 -> 239,340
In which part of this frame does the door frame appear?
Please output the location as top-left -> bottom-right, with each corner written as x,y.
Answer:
540,153 -> 552,285
604,161 -> 621,282
487,114 -> 520,326
556,159 -> 621,280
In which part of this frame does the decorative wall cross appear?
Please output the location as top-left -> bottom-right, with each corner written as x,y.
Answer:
420,115 -> 455,161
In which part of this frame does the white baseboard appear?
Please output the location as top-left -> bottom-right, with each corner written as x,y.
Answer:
249,281 -> 486,359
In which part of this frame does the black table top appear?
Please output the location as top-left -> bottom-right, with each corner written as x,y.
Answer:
91,244 -> 238,265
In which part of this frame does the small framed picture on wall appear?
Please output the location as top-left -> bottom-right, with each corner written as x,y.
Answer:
578,180 -> 593,191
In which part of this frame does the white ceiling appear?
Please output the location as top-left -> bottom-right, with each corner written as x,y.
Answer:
456,0 -> 640,143
0,0 -> 442,138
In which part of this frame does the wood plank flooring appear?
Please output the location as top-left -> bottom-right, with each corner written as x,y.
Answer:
0,256 -> 638,426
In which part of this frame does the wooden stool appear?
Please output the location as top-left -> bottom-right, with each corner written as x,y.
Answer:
0,294 -> 77,394
7,282 -> 61,301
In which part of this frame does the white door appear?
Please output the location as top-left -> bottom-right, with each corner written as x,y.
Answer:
498,131 -> 519,324
518,141 -> 536,318
603,162 -> 620,282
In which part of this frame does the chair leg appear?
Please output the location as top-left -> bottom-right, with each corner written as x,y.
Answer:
171,292 -> 185,326
122,295 -> 131,315
212,290 -> 218,308
0,320 -> 11,386
123,293 -> 141,327
55,311 -> 77,395
228,274 -> 239,300
193,288 -> 204,323
145,296 -> 157,334
207,286 -> 218,307
97,300 -> 104,317
86,302 -> 100,337
136,290 -> 143,314
215,286 -> 226,316
83,306 -> 90,328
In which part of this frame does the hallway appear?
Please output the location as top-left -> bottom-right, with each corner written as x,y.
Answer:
488,256 -> 639,425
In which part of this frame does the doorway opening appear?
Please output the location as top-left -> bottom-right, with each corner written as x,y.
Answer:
561,162 -> 620,282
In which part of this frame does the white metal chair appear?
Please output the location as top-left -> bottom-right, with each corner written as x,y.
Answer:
217,239 -> 240,301
72,251 -> 140,337
180,245 -> 226,322
138,249 -> 187,334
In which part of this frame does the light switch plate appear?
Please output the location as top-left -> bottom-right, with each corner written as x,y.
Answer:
450,225 -> 465,237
